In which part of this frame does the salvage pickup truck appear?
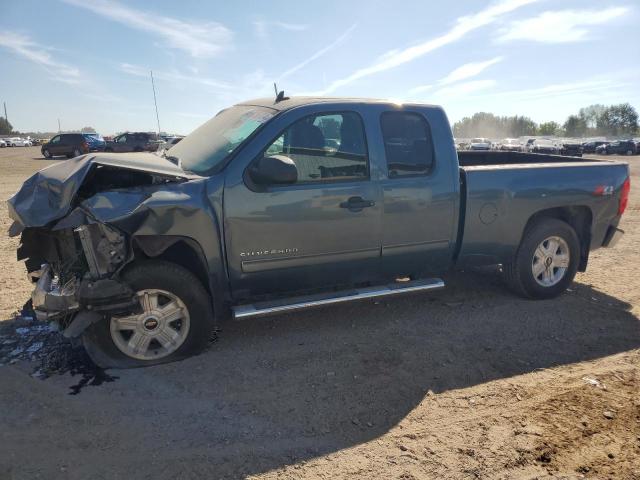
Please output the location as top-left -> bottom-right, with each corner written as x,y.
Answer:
8,97 -> 630,368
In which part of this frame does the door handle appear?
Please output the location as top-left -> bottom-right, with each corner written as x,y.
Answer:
340,196 -> 375,210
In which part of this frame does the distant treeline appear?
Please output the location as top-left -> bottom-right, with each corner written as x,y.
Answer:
453,103 -> 639,139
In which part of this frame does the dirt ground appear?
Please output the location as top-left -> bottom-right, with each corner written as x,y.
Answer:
0,146 -> 638,480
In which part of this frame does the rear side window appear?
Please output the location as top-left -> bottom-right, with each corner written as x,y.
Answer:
380,112 -> 434,177
263,111 -> 368,183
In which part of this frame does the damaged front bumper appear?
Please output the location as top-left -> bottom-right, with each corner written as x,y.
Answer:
26,221 -> 136,335
31,264 -> 79,321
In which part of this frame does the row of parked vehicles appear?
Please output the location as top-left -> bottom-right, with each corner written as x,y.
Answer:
458,137 -> 640,156
0,137 -> 34,147
38,132 -> 183,159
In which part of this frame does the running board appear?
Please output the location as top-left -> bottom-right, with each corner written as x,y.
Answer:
232,278 -> 445,320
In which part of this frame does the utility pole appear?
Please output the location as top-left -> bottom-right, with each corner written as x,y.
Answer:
150,70 -> 161,135
58,118 -> 61,133
3,102 -> 7,123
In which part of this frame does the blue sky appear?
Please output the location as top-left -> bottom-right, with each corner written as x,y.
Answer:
0,0 -> 638,135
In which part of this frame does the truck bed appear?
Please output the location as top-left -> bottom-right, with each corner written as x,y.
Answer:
458,150 -> 592,167
455,152 -> 628,269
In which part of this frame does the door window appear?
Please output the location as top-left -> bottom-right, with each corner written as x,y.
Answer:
50,136 -> 61,144
380,112 -> 434,177
263,112 -> 368,183
116,135 -> 127,143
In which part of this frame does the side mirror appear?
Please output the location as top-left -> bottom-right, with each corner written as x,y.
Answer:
249,155 -> 298,185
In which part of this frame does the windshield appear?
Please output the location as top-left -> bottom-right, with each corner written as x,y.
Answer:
169,105 -> 276,175
471,138 -> 487,143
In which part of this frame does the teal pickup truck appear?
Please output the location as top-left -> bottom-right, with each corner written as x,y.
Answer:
8,97 -> 630,368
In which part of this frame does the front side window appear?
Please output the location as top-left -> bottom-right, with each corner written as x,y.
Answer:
50,135 -> 60,143
116,135 -> 127,143
380,111 -> 434,177
263,112 -> 368,183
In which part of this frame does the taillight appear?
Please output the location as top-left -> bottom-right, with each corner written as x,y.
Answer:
619,177 -> 631,215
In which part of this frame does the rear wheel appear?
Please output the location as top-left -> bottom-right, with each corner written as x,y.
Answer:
73,148 -> 82,157
82,261 -> 214,368
504,218 -> 579,299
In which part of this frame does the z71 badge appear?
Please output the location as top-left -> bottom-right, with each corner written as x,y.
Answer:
240,248 -> 299,257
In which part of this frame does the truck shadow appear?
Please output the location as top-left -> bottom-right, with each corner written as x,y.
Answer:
2,269 -> 639,479
134,269 -> 639,478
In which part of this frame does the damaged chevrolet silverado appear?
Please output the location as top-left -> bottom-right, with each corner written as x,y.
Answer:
8,97 -> 630,368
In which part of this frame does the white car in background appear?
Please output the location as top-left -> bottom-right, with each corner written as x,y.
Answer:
6,137 -> 32,147
468,137 -> 492,150
0,139 -> 6,148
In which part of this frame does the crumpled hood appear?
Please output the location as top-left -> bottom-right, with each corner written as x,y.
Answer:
7,152 -> 200,229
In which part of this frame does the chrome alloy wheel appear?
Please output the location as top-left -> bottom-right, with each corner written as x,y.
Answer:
532,236 -> 570,287
110,289 -> 190,360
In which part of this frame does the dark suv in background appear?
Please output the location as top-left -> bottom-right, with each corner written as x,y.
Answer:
104,132 -> 161,153
41,133 -> 95,159
596,140 -> 637,155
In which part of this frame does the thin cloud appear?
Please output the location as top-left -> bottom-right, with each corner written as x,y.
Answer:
497,7 -> 629,43
439,56 -> 503,85
314,0 -> 539,94
63,0 -> 232,57
120,63 -> 233,90
492,79 -> 631,100
253,20 -> 308,39
0,31 -> 80,84
278,23 -> 358,81
409,56 -> 503,94
433,79 -> 497,98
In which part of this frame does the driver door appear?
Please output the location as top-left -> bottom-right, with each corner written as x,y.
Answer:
223,110 -> 382,298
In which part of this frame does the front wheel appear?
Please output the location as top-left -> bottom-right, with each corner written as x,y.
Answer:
82,261 -> 215,368
503,218 -> 580,299
43,149 -> 51,158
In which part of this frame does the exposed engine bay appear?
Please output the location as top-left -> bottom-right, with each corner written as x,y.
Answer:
8,153 -> 201,337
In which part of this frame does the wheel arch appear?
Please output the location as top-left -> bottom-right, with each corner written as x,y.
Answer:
522,206 -> 593,272
128,235 -> 227,324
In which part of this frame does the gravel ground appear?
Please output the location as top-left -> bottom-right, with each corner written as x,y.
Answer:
0,146 -> 638,479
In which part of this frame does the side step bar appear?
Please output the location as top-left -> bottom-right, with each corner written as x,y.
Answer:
232,278 -> 445,320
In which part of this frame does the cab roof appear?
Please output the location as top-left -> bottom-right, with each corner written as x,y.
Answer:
237,96 -> 437,112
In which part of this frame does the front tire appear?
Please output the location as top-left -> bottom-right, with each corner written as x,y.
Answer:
43,149 -> 51,158
82,261 -> 214,368
504,218 -> 580,299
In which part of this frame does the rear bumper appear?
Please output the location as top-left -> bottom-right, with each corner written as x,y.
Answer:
602,226 -> 624,248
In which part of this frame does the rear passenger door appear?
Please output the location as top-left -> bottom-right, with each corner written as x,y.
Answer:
378,110 -> 457,277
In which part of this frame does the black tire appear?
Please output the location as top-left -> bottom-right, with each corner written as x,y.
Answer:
82,260 -> 214,368
43,149 -> 51,158
73,148 -> 82,157
503,218 -> 580,299
104,147 -> 113,152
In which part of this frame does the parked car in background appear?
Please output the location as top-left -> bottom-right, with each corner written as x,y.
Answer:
10,96 -> 630,368
5,137 -> 32,147
596,140 -> 637,155
0,139 -> 6,148
104,132 -> 161,153
161,136 -> 184,150
83,133 -> 106,152
560,143 -> 583,157
582,141 -> 608,153
500,138 -> 522,152
530,138 -> 560,154
469,138 -> 491,150
41,133 -> 90,158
